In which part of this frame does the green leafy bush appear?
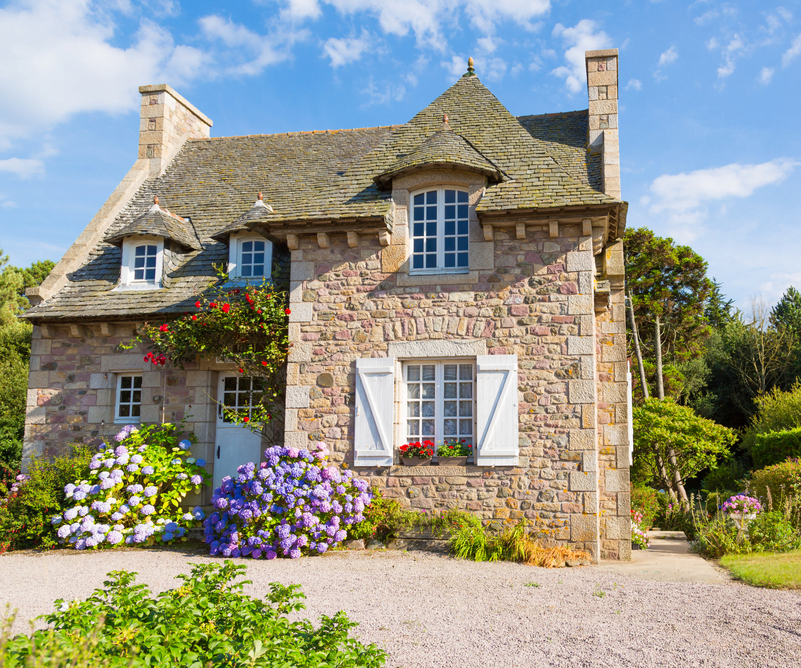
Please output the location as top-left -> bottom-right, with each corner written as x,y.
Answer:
752,428 -> 801,469
631,485 -> 659,529
0,445 -> 93,551
702,457 -> 747,494
747,511 -> 801,552
0,561 -> 387,668
654,495 -> 696,537
742,382 -> 801,453
55,423 -> 209,549
749,459 -> 801,502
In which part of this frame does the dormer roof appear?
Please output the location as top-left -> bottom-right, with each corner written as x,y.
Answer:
104,198 -> 201,251
211,194 -> 274,244
375,125 -> 503,185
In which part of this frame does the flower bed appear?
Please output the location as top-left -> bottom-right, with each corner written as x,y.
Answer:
204,442 -> 372,558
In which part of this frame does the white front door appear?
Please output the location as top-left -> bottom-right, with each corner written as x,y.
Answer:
213,375 -> 265,491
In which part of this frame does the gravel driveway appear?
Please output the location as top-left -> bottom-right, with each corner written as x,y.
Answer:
2,547 -> 800,667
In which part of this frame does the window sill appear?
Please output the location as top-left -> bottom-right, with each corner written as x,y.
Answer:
113,283 -> 162,292
409,268 -> 470,276
114,418 -> 141,425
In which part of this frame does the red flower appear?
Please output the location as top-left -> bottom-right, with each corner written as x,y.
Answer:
238,368 -> 244,373
243,416 -> 249,423
261,361 -> 268,366
191,315 -> 197,320
209,302 -> 217,309
195,301 -> 201,308
159,324 -> 169,332
285,308 -> 291,315
222,304 -> 231,313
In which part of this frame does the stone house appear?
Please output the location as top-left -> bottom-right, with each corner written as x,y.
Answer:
23,49 -> 632,560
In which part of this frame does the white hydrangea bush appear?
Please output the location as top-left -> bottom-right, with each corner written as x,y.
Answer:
51,423 -> 209,549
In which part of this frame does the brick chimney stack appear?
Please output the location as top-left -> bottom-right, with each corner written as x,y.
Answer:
585,49 -> 620,200
138,84 -> 213,178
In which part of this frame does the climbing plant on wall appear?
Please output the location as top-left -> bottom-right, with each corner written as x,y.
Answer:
124,268 -> 291,428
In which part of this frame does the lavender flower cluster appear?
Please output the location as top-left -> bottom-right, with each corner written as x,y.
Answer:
204,442 -> 372,559
52,424 -> 207,550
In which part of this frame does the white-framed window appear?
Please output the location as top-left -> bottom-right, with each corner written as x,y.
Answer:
115,374 -> 142,423
218,376 -> 264,423
404,361 -> 474,447
228,233 -> 273,281
352,353 -> 519,468
410,187 -> 470,273
119,236 -> 164,289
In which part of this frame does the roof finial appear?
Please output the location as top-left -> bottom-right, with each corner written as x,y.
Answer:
441,114 -> 451,131
258,192 -> 263,200
463,57 -> 475,77
153,195 -> 159,205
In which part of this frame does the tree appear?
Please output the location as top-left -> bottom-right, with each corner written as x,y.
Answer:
705,278 -> 737,329
625,228 -> 713,503
770,286 -> 801,332
0,250 -> 54,470
633,398 -> 736,496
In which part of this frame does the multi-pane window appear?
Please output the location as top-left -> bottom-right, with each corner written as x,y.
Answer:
239,239 -> 266,278
411,188 -> 469,272
405,362 -> 474,446
219,376 -> 264,423
115,375 -> 142,422
133,244 -> 158,282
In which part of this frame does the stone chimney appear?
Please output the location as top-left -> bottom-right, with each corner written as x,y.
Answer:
138,84 -> 213,178
585,49 -> 620,200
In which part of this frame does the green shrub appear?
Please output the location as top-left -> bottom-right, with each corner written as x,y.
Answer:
749,459 -> 801,502
0,445 -> 93,551
747,511 -> 801,552
742,382 -> 801,453
631,485 -> 659,529
0,561 -> 387,668
345,491 -> 406,542
654,495 -> 696,537
752,428 -> 801,469
690,515 -> 748,558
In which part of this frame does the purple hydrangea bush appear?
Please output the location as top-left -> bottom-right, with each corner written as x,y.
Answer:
204,442 -> 372,559
52,423 -> 209,550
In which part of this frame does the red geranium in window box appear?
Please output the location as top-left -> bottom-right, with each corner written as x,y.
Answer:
398,440 -> 434,466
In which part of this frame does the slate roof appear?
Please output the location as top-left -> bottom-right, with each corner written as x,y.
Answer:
105,201 -> 201,250
26,74 -> 623,321
376,128 -> 503,184
211,197 -> 274,244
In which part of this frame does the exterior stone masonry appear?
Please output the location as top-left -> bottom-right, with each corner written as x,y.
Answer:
278,176 -> 630,560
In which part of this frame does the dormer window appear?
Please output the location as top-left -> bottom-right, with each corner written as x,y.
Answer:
228,233 -> 272,281
410,187 -> 469,273
120,236 -> 164,289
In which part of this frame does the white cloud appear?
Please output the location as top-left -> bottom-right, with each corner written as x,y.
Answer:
550,20 -> 613,93
361,77 -> 406,106
783,33 -> 801,67
277,0 -> 323,21
477,35 -> 498,54
199,15 -> 302,76
706,37 -> 719,50
626,78 -> 642,90
0,157 -> 44,178
759,272 -> 801,306
1,201 -> 17,209
442,55 -> 468,80
322,31 -> 372,67
441,53 -> 507,82
759,66 -> 775,84
658,46 -> 678,66
464,0 -> 549,34
0,0 -> 209,151
716,34 -> 744,79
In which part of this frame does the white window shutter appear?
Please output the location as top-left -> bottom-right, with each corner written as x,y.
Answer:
354,358 -> 396,467
476,354 -> 519,467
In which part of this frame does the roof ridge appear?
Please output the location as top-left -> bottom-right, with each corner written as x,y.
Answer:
517,110 -> 588,120
192,125 -> 404,141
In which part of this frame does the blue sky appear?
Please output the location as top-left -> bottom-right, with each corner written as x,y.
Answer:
1,0 -> 800,311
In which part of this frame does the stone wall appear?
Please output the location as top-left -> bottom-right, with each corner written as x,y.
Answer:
23,323 -> 230,506
281,181 -> 629,558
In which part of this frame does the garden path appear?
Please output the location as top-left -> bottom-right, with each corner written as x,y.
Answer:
1,547 -> 799,667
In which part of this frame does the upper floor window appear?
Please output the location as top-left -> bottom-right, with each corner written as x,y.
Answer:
410,188 -> 469,273
119,236 -> 163,289
228,233 -> 272,281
